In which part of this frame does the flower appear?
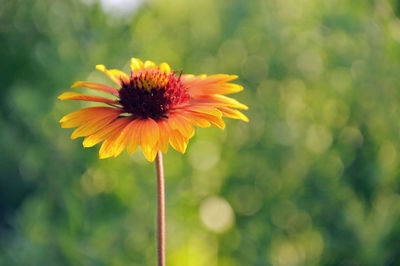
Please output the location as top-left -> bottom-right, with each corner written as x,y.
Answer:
59,58 -> 248,162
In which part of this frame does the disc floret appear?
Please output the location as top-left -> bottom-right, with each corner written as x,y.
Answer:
119,70 -> 189,119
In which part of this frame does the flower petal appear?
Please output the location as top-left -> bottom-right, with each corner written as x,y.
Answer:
182,74 -> 238,85
71,81 -> 119,96
58,92 -> 120,105
130,58 -> 144,72
218,107 -> 249,122
189,83 -> 244,97
169,130 -> 188,154
178,112 -> 211,128
111,119 -> 141,155
157,119 -> 171,153
159,62 -> 171,74
96,64 -> 130,85
60,107 -> 122,128
182,104 -> 222,117
70,110 -> 122,139
190,94 -> 248,110
140,118 -> 159,162
182,74 -> 243,96
178,105 -> 225,129
168,113 -> 195,139
188,112 -> 226,129
126,119 -> 143,154
83,117 -> 132,147
99,122 -> 130,159
143,60 -> 156,69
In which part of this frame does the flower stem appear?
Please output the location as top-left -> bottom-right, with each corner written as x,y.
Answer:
155,151 -> 165,266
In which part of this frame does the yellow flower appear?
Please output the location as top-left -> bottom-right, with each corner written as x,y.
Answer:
59,58 -> 248,161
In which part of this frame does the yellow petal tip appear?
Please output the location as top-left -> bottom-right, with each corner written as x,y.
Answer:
58,92 -> 70,100
96,64 -> 106,71
241,104 -> 249,110
70,81 -> 80,88
159,62 -> 171,74
144,60 -> 155,69
131,58 -> 142,64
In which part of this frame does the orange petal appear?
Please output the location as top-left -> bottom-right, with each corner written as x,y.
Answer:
190,94 -> 248,110
180,74 -> 205,84
168,113 -> 195,139
218,107 -> 249,122
112,119 -> 141,155
98,139 -> 117,159
96,64 -> 130,85
99,122 -> 129,159
181,74 -> 195,81
169,130 -> 188,154
83,117 -> 132,147
60,107 -> 122,128
178,112 -> 211,128
188,83 -> 243,97
183,74 -> 242,96
182,104 -> 222,117
157,119 -> 171,153
71,81 -> 119,96
142,145 -> 158,162
58,92 -> 120,105
70,111 -> 122,139
178,105 -> 225,129
140,118 -> 159,162
189,112 -> 226,129
128,120 -> 144,154
182,74 -> 237,86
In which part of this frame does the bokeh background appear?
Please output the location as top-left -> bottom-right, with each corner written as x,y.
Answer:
1,0 -> 400,265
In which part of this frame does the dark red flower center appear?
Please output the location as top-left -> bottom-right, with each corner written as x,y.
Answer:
119,70 -> 190,120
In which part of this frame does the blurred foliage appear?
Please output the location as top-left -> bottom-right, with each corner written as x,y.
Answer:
1,0 -> 400,265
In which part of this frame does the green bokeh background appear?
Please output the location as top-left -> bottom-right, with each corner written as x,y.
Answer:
1,0 -> 400,265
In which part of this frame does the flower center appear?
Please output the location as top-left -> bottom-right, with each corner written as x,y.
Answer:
119,70 -> 189,119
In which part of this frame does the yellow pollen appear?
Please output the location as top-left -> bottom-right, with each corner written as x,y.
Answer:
147,75 -> 168,91
137,80 -> 143,89
132,72 -> 171,92
143,82 -> 151,91
160,77 -> 168,87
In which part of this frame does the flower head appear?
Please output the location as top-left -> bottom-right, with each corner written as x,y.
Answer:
59,58 -> 248,161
